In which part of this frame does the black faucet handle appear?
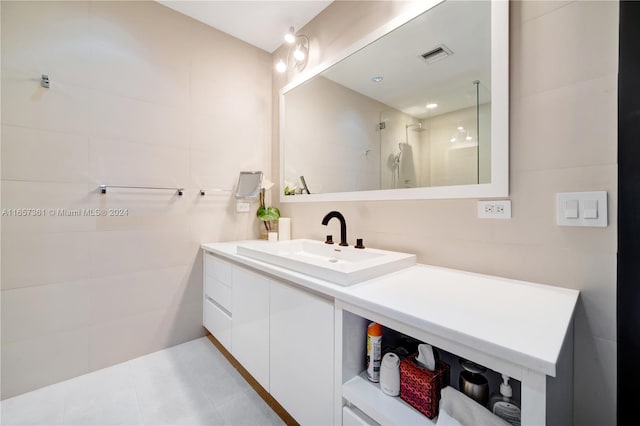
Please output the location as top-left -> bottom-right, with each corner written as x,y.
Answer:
355,238 -> 365,249
325,235 -> 334,244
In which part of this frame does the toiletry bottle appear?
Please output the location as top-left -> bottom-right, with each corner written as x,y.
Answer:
366,322 -> 382,382
488,374 -> 521,426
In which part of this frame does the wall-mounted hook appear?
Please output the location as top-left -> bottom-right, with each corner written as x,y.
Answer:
40,74 -> 50,89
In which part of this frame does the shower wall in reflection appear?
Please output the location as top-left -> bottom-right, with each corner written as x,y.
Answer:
380,83 -> 491,190
283,76 -> 382,194
283,76 -> 491,193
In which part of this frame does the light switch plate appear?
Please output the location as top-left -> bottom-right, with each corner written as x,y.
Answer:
557,191 -> 607,227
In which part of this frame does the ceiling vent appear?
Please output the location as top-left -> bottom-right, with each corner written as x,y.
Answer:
419,44 -> 453,65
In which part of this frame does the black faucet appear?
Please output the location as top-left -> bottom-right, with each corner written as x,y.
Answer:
321,211 -> 348,246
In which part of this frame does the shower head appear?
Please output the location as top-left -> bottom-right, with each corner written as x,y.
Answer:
406,122 -> 428,132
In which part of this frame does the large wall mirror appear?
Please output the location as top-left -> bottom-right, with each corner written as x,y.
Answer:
279,0 -> 508,202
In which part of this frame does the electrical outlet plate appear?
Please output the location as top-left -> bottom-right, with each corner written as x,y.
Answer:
477,200 -> 511,219
235,201 -> 251,213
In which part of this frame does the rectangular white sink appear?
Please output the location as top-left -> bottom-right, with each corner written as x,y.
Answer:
236,239 -> 416,286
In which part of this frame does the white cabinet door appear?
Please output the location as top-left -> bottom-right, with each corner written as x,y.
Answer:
232,266 -> 270,390
270,280 -> 334,425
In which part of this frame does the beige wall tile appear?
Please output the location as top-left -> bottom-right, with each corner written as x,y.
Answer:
88,136 -> 190,188
89,59 -> 190,110
89,93 -> 189,149
0,181 -> 97,233
1,0 -> 271,398
1,125 -> 89,183
190,18 -> 272,109
89,227 -> 195,279
190,146 -> 267,190
150,301 -> 205,350
0,0 -> 91,86
1,69 -> 90,134
1,280 -> 90,344
87,310 -> 157,371
0,328 -> 90,399
87,302 -> 204,371
87,265 -> 200,326
1,231 -> 92,290
94,213 -> 190,233
189,210 -> 258,245
88,0 -> 193,75
510,74 -> 617,173
510,0 -> 573,27
510,0 -> 618,99
189,21 -> 271,157
87,3 -> 191,109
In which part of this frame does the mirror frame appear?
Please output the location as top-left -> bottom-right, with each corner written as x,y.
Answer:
279,0 -> 508,203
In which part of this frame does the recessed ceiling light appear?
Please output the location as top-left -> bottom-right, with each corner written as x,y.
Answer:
457,126 -> 464,131
426,103 -> 438,109
450,137 -> 456,143
372,76 -> 383,83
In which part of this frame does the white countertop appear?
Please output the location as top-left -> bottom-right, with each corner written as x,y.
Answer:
201,241 -> 579,378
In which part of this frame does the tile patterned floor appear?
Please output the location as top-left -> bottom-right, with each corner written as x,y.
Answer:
1,337 -> 284,426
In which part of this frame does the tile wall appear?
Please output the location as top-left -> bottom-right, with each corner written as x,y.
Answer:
1,0 -> 271,398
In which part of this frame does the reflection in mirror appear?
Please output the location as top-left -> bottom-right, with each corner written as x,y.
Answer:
381,81 -> 491,190
235,171 -> 263,199
281,0 -> 507,201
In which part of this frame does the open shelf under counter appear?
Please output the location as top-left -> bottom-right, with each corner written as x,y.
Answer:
342,371 -> 435,426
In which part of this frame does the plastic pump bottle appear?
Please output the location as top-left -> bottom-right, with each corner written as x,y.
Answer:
488,374 -> 521,426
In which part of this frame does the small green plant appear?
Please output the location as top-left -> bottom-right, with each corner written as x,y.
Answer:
284,180 -> 297,196
257,187 -> 280,231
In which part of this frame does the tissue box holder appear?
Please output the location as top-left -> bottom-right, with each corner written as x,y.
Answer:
399,356 -> 450,419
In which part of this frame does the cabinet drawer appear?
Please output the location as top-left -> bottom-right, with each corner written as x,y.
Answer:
205,275 -> 232,313
204,253 -> 232,286
204,298 -> 232,351
343,406 -> 378,426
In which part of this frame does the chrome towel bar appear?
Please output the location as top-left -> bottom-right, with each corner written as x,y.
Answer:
99,184 -> 184,196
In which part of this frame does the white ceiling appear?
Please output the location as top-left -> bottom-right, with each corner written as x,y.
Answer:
321,0 -> 491,119
157,1 -> 332,53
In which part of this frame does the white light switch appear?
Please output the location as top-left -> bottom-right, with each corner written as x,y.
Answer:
564,200 -> 579,219
583,199 -> 598,219
557,191 -> 607,227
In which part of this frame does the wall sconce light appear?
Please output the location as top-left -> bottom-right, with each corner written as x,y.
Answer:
275,26 -> 310,73
450,126 -> 474,144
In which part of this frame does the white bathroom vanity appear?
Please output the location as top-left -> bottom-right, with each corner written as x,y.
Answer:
201,240 -> 578,426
